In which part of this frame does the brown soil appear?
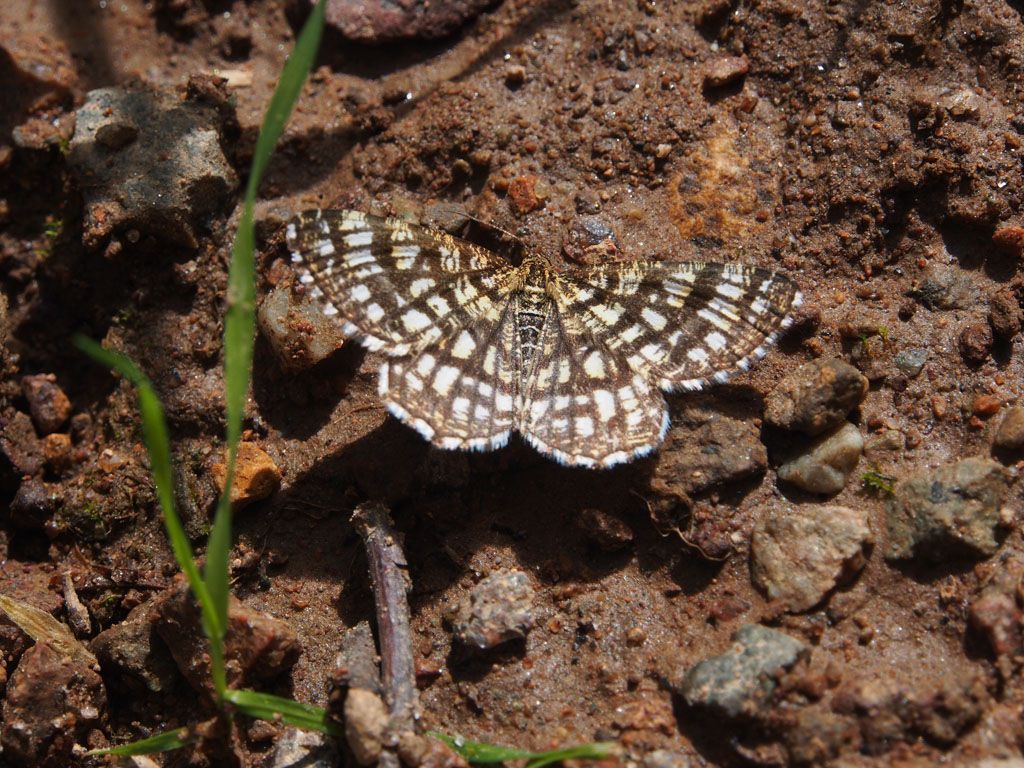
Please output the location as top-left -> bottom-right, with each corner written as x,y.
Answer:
2,1 -> 1024,766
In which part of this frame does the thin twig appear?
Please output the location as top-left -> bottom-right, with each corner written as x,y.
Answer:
351,501 -> 419,764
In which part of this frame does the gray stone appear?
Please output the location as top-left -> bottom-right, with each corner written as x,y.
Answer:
993,407 -> 1024,452
90,603 -> 179,694
268,728 -> 339,768
453,570 -> 534,650
777,422 -> 864,495
68,83 -> 237,251
643,750 -> 697,768
257,284 -> 347,372
562,216 -> 621,266
764,358 -> 868,436
894,348 -> 928,378
913,264 -> 979,310
751,504 -> 873,612
676,624 -> 807,718
885,457 -> 1013,560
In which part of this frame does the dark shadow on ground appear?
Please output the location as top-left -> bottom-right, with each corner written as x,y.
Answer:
235,381 -> 761,643
46,0 -> 120,88
251,335 -> 368,440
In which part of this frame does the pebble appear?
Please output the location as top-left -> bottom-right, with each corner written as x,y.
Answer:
507,175 -> 543,215
993,407 -> 1024,452
676,624 -> 807,718
3,35 -> 76,108
322,0 -> 494,42
268,728 -> 339,768
988,289 -> 1022,339
9,479 -> 58,530
89,602 -> 180,694
969,587 -> 1021,658
885,457 -> 1012,560
643,750 -> 696,768
576,508 -> 634,551
959,321 -> 993,366
211,442 -> 282,511
764,358 -> 868,435
504,64 -> 526,87
41,433 -> 72,474
344,688 -> 388,766
398,732 -> 470,768
654,410 -> 767,494
452,570 -> 535,651
0,410 -> 44,476
0,641 -> 107,768
13,114 -> 76,152
562,216 -> 620,266
750,504 -> 872,612
68,82 -> 237,251
702,55 -> 750,89
972,395 -> 1002,418
913,264 -> 979,310
894,348 -> 928,377
992,225 -> 1024,259
20,374 -> 71,435
257,284 -> 347,372
776,422 -> 864,495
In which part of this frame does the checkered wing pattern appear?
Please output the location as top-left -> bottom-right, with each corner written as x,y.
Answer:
552,261 -> 800,391
517,311 -> 669,467
286,209 -> 516,356
379,302 -> 519,452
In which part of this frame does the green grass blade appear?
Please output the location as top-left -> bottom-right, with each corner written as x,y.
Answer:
429,733 -> 532,762
73,336 -> 222,642
428,732 -> 618,767
525,743 -> 619,768
206,0 -> 327,697
224,689 -> 342,737
87,727 -> 194,756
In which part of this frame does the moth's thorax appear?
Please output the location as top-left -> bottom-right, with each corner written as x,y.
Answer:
518,256 -> 556,299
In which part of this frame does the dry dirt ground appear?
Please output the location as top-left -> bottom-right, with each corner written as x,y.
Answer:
2,0 -> 1024,766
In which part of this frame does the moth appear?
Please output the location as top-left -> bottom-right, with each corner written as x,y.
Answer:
287,209 -> 801,468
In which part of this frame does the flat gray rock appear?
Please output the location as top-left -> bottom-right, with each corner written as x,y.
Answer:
885,457 -> 1013,560
676,624 -> 807,718
69,83 -> 236,252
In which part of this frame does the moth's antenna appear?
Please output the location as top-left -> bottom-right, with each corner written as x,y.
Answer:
428,202 -> 525,249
